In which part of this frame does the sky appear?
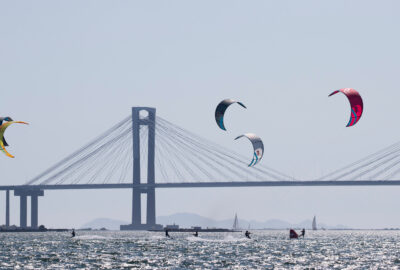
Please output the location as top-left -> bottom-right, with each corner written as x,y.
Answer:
0,0 -> 400,229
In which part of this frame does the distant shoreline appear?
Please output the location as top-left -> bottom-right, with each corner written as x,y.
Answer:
0,228 -> 68,233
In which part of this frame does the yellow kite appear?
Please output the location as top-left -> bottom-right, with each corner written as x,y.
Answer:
0,121 -> 28,158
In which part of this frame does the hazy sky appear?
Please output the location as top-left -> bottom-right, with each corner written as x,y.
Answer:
1,0 -> 400,229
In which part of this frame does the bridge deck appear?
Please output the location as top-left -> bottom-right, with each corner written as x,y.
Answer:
1,180 -> 400,191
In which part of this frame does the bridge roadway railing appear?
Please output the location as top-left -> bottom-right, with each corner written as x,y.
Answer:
2,180 -> 400,191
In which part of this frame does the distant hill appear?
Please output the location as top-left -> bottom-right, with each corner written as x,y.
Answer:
81,218 -> 128,230
81,213 -> 349,230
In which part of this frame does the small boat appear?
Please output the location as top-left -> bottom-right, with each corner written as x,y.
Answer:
232,213 -> 240,231
312,216 -> 317,231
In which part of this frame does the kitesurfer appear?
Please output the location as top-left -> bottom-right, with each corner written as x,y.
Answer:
165,229 -> 170,238
301,228 -> 305,238
193,231 -> 198,237
245,230 -> 251,239
71,229 -> 76,238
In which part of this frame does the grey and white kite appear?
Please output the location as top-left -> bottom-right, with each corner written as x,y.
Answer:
235,133 -> 264,167
215,99 -> 246,131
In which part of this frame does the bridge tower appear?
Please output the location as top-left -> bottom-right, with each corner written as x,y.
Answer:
121,107 -> 162,230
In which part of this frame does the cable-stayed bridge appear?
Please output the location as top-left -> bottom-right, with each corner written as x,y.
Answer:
1,107 -> 400,230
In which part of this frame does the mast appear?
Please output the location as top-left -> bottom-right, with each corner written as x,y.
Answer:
312,216 -> 317,230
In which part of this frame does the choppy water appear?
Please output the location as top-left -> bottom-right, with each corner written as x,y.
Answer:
1,230 -> 400,269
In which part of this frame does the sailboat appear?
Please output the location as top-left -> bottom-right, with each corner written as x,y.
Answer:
232,213 -> 240,231
312,216 -> 317,231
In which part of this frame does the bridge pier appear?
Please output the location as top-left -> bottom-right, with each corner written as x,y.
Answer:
14,189 -> 44,229
20,195 -> 27,228
31,195 -> 38,229
6,190 -> 10,227
146,188 -> 156,226
132,188 -> 141,225
121,107 -> 162,230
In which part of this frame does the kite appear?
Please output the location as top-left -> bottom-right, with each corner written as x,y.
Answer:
0,121 -> 28,158
329,88 -> 363,127
235,133 -> 264,167
215,99 -> 246,131
0,117 -> 13,146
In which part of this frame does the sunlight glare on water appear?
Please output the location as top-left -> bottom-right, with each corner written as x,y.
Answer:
1,230 -> 400,269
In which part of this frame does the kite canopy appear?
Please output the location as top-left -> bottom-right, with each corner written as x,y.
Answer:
235,133 -> 264,167
329,88 -> 363,127
0,121 -> 28,158
215,99 -> 246,131
0,116 -> 13,146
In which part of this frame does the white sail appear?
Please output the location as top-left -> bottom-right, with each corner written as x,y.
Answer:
312,216 -> 317,230
232,213 -> 239,230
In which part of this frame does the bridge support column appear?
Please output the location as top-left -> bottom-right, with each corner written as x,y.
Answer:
6,190 -> 10,227
146,188 -> 156,226
132,189 -> 141,225
121,107 -> 162,231
131,106 -> 142,227
31,195 -> 38,229
146,108 -> 156,227
15,189 -> 44,229
19,195 -> 27,228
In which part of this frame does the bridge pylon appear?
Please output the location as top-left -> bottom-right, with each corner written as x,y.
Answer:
120,107 -> 162,230
14,188 -> 44,229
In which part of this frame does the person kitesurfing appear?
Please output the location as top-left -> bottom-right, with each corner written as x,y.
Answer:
71,229 -> 76,238
245,230 -> 251,239
165,229 -> 170,238
193,231 -> 198,237
301,228 -> 305,238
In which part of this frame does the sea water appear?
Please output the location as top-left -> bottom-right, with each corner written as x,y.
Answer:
1,230 -> 400,269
